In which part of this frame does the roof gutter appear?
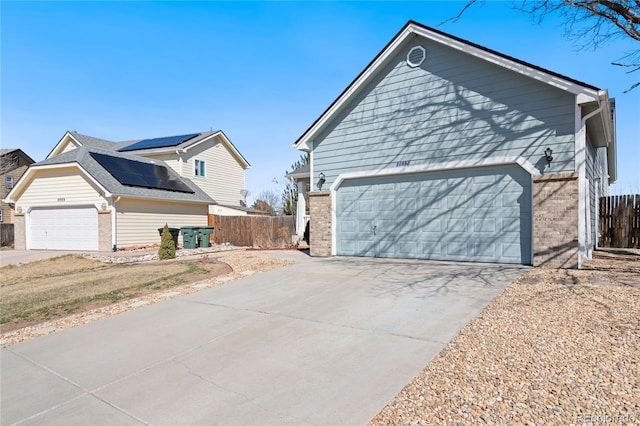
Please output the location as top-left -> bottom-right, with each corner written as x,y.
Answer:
580,90 -> 616,184
176,148 -> 186,176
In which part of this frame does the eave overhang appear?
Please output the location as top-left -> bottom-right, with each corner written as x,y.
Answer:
293,20 -> 603,152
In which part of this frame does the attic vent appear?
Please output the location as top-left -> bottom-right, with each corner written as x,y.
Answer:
407,45 -> 426,68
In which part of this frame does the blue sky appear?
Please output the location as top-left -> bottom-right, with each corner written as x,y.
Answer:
2,1 -> 638,201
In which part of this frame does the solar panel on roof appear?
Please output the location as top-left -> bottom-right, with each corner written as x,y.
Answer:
118,133 -> 200,152
90,152 -> 195,194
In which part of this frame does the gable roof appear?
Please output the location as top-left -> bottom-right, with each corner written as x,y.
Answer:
48,130 -> 251,170
0,148 -> 36,166
293,20 -> 608,151
7,145 -> 215,205
119,130 -> 251,169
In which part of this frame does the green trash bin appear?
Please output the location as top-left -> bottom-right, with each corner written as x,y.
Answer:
197,226 -> 214,248
181,226 -> 198,249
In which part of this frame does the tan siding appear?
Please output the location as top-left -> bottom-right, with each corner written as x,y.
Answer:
209,205 -> 248,216
15,167 -> 107,211
60,141 -> 79,154
184,137 -> 246,206
116,199 -> 208,247
142,153 -> 181,175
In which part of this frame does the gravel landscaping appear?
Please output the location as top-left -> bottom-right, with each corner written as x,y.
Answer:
370,250 -> 640,425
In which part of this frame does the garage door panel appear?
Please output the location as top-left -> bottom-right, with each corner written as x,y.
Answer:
29,208 -> 99,251
336,165 -> 532,264
474,218 -> 496,233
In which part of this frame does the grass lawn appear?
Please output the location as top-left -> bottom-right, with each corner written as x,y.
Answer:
0,254 -> 230,332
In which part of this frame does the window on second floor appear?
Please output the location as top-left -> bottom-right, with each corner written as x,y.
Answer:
195,159 -> 206,177
0,209 -> 3,222
5,176 -> 13,189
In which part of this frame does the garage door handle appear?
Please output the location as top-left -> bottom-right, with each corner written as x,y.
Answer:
373,225 -> 377,235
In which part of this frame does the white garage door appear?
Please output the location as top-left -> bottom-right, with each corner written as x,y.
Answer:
336,165 -> 532,264
29,207 -> 99,251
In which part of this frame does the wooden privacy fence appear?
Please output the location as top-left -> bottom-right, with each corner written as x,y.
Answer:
1,224 -> 14,247
208,214 -> 295,248
599,194 -> 640,248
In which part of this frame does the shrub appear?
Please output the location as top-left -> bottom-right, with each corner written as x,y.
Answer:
158,224 -> 176,260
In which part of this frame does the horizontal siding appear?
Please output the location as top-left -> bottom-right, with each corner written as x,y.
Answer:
60,140 -> 79,155
144,153 -> 181,175
313,38 -> 576,188
16,167 -> 106,210
183,138 -> 245,206
116,199 -> 208,247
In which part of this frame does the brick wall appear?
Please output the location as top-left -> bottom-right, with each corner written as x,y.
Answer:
533,172 -> 579,268
309,191 -> 332,257
98,210 -> 112,252
13,212 -> 26,250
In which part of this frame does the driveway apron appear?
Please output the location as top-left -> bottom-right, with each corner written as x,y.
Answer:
1,255 -> 526,425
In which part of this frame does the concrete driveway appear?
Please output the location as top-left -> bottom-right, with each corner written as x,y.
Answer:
0,250 -> 83,267
1,254 -> 526,425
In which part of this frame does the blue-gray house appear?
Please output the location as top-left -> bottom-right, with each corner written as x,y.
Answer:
293,21 -> 616,268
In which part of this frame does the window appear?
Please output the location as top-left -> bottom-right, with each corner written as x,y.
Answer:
195,159 -> 206,177
0,209 -> 3,222
5,176 -> 13,189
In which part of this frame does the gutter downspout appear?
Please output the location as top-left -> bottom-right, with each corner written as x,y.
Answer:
111,196 -> 121,251
577,97 -> 607,267
176,149 -> 186,176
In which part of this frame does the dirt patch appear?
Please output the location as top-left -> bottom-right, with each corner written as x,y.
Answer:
0,255 -> 231,332
0,250 -> 294,347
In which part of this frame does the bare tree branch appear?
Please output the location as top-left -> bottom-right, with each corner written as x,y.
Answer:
438,0 -> 481,26
448,0 -> 640,91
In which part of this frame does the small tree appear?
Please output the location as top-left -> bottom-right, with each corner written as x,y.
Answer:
252,190 -> 281,215
158,224 -> 176,260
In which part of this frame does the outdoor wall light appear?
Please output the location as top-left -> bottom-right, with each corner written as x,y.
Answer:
317,172 -> 326,190
544,147 -> 554,166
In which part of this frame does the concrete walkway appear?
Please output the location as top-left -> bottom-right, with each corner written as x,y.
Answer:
1,255 -> 526,425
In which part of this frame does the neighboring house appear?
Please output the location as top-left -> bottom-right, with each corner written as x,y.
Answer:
5,130 -> 251,251
293,21 -> 616,268
285,163 -> 310,237
0,149 -> 35,224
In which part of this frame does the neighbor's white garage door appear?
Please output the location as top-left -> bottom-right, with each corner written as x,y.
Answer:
29,207 -> 99,251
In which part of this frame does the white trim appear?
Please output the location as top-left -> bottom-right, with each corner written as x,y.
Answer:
329,156 -> 539,191
331,189 -> 337,256
184,132 -> 251,169
295,23 -> 601,151
530,173 -> 535,265
328,156 -> 537,257
24,203 -> 100,250
25,202 -> 102,214
194,158 -> 206,178
111,196 -> 121,251
409,24 -> 599,98
4,162 -> 113,203
47,132 -> 82,159
309,146 -> 315,191
576,103 -> 587,268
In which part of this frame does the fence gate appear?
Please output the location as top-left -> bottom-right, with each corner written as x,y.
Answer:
599,194 -> 640,248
